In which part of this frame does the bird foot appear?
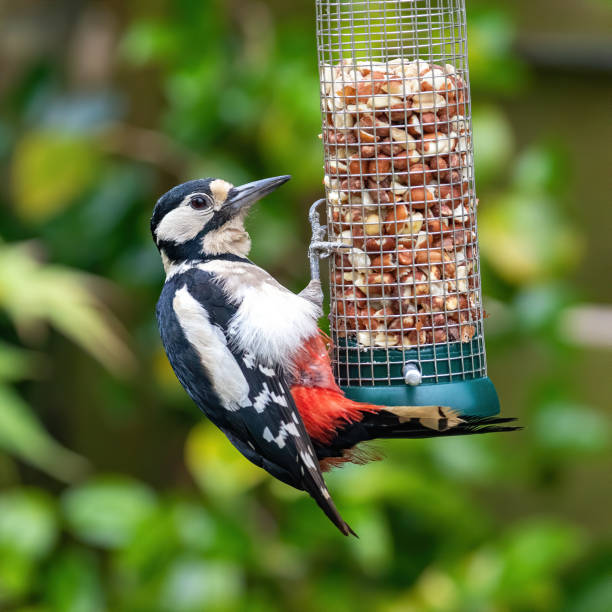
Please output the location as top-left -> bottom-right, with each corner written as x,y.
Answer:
307,198 -> 350,284
299,278 -> 324,310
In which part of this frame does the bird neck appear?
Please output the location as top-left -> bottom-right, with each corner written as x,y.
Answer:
201,217 -> 252,259
159,226 -> 253,277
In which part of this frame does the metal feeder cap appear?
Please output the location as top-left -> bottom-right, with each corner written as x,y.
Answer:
403,362 -> 422,386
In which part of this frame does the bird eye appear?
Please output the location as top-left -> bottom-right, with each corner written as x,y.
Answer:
190,195 -> 210,210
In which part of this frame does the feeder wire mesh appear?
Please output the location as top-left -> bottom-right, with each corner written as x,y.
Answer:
316,0 -> 487,389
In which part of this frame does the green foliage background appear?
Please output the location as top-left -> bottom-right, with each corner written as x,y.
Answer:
0,1 -> 611,610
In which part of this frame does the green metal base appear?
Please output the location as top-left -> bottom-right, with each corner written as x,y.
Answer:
336,336 -> 500,418
341,376 -> 500,418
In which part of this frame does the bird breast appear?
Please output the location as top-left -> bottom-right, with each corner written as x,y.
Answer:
199,260 -> 320,366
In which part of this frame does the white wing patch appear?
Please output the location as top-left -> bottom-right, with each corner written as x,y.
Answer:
300,450 -> 316,469
242,352 -> 256,369
262,421 -> 300,449
259,364 -> 275,377
252,382 -> 289,413
172,285 -> 251,411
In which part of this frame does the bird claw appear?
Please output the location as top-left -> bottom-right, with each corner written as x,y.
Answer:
308,199 -> 350,283
309,240 -> 350,260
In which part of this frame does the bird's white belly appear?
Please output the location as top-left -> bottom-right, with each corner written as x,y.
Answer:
198,259 -> 320,366
228,281 -> 319,365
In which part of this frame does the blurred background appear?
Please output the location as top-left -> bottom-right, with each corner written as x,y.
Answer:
0,0 -> 611,610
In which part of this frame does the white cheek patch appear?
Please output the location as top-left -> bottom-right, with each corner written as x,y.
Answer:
156,204 -> 212,244
172,285 -> 251,411
210,179 -> 233,210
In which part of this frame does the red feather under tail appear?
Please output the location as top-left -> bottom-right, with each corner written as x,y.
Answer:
291,385 -> 378,444
289,332 -> 463,453
290,332 -> 380,444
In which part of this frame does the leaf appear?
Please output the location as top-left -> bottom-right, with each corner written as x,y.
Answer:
43,548 -> 105,612
0,242 -> 134,376
479,193 -> 581,285
0,342 -> 41,383
513,144 -> 570,198
346,506 -> 392,575
11,130 -> 101,224
185,423 -> 267,498
472,105 -> 514,183
566,574 -> 612,612
0,489 -> 58,560
170,502 -> 216,553
158,556 -> 242,611
0,550 -> 35,605
533,402 -> 611,455
121,20 -> 180,66
500,520 -> 584,589
0,385 -> 88,482
62,476 -> 158,549
512,284 -> 572,334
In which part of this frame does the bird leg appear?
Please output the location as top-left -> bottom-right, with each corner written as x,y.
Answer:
307,199 -> 350,280
303,199 -> 350,309
299,278 -> 325,310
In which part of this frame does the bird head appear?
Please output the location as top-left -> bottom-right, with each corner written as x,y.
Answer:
151,175 -> 291,270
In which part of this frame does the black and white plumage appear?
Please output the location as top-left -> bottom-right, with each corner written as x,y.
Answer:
152,176 -> 354,535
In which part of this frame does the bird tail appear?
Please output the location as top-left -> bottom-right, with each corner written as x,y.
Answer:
312,403 -> 519,463
304,475 -> 357,537
360,405 -> 520,439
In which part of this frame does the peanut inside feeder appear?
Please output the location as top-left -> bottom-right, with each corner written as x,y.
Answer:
316,0 -> 500,417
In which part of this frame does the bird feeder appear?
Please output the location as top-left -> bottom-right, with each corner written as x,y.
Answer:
313,0 -> 499,417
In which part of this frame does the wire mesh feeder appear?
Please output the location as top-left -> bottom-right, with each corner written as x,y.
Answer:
313,0 -> 499,416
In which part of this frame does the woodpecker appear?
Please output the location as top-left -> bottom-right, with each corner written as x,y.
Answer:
152,175 -> 516,536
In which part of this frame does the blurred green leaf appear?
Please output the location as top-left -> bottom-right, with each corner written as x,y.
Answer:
467,8 -> 526,92
429,436 -> 501,483
62,477 -> 158,549
43,548 -> 104,612
533,402 -> 611,455
473,105 -> 514,183
512,284 -> 572,335
566,574 -> 612,612
346,506 -> 392,575
158,556 -> 242,612
121,20 -> 181,67
0,385 -> 88,481
0,550 -> 35,605
480,193 -> 581,285
0,489 -> 58,560
11,130 -> 102,224
185,423 -> 267,498
170,502 -> 216,554
513,144 -> 570,198
497,520 -> 585,606
0,242 -> 134,376
0,342 -> 41,383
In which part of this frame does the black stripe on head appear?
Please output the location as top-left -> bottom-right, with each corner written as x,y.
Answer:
150,179 -> 214,241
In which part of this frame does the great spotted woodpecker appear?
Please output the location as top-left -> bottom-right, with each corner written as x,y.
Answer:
152,175 -> 515,536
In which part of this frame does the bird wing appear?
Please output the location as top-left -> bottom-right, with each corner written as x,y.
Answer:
158,268 -> 354,535
222,356 -> 354,535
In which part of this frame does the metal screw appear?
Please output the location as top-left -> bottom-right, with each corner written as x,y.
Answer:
403,362 -> 422,386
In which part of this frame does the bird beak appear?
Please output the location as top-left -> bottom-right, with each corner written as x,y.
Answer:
224,175 -> 291,217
